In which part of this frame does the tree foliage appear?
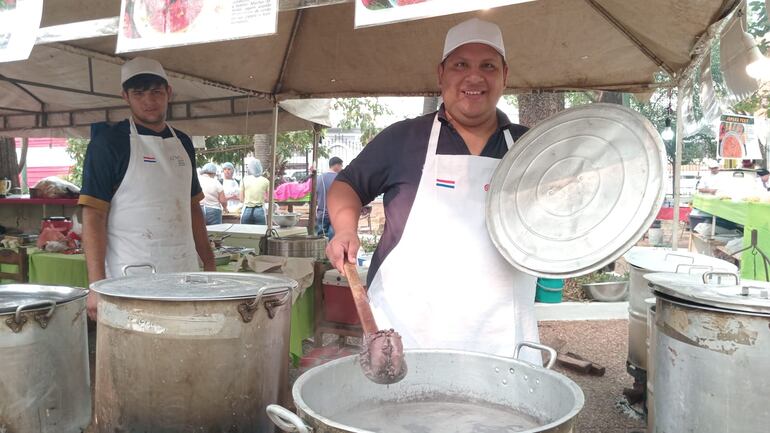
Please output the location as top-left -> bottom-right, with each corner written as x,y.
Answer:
333,98 -> 393,144
65,138 -> 89,187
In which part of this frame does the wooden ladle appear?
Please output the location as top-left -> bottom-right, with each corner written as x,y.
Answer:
343,261 -> 408,385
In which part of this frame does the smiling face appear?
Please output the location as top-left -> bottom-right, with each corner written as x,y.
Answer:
438,43 -> 508,130
122,83 -> 171,132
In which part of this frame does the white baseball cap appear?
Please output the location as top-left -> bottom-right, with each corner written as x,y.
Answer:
121,57 -> 168,85
442,18 -> 506,62
706,159 -> 720,168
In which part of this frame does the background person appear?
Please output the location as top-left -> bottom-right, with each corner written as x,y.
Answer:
757,168 -> 769,191
324,18 -> 541,363
79,57 -> 215,320
697,160 -> 722,194
240,159 -> 270,225
199,162 -> 228,225
222,161 -> 241,212
316,156 -> 343,239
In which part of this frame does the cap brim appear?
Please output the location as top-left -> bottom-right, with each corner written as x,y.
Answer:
442,41 -> 506,61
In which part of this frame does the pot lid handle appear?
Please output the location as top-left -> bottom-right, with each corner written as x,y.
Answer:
121,263 -> 157,276
675,264 -> 712,274
514,341 -> 557,369
665,253 -> 695,264
703,271 -> 740,285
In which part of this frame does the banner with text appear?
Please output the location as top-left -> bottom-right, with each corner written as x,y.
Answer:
117,0 -> 278,53
718,114 -> 762,160
355,0 -> 534,28
0,0 -> 43,63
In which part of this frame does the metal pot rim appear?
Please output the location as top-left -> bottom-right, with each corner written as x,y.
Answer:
0,284 -> 88,315
292,349 -> 585,433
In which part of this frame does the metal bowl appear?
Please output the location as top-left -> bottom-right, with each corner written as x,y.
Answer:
272,213 -> 300,228
214,254 -> 231,266
582,281 -> 629,302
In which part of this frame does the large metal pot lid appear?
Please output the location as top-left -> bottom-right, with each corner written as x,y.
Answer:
645,272 -> 770,315
486,103 -> 666,278
624,247 -> 737,273
0,284 -> 87,315
90,272 -> 297,301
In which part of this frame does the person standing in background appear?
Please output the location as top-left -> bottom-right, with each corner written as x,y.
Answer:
316,156 -> 343,239
222,162 -> 241,212
240,159 -> 270,225
757,168 -> 770,191
199,162 -> 227,224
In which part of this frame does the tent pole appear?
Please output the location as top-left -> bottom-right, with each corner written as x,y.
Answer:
308,123 -> 321,236
266,104 -> 279,236
671,84 -> 684,251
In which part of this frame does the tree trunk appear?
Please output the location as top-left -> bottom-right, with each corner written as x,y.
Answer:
0,136 -> 20,188
518,92 -> 565,128
422,96 -> 440,115
252,134 -> 272,176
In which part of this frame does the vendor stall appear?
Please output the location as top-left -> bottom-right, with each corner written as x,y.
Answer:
692,195 -> 770,280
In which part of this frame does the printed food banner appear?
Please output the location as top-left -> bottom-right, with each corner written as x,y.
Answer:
117,0 -> 278,53
718,114 -> 762,160
0,0 -> 43,63
356,0 -> 534,28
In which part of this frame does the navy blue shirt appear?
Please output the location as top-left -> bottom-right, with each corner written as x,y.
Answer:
335,105 -> 528,285
79,119 -> 202,211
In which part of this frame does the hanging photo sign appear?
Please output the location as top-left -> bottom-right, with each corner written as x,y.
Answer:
718,114 -> 762,160
117,0 -> 278,53
355,0 -> 534,28
0,0 -> 43,63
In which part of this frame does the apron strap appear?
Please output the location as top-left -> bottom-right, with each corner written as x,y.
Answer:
503,129 -> 515,150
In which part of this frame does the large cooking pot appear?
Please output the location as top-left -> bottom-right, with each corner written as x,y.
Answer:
267,235 -> 327,260
267,343 -> 584,433
646,271 -> 770,433
0,284 -> 90,433
623,247 -> 736,372
90,270 -> 297,433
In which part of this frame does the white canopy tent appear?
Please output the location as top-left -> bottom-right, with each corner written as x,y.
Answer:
0,0 -> 750,243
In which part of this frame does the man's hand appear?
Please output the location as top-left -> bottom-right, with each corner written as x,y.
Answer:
86,291 -> 99,321
326,229 -> 360,273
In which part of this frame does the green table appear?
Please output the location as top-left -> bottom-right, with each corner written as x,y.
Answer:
18,252 -> 314,361
692,195 -> 770,280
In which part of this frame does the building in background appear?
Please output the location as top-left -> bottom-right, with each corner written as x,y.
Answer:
14,138 -> 74,187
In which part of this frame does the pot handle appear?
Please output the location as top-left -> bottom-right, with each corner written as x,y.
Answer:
665,253 -> 695,264
266,404 -> 311,433
702,271 -> 739,285
514,342 -> 557,369
5,300 -> 56,333
121,263 -> 157,276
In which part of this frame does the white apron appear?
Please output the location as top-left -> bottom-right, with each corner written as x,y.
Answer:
105,117 -> 199,278
369,114 -> 541,364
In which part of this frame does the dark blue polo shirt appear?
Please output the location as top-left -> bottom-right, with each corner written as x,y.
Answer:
335,105 -> 528,285
78,119 -> 202,211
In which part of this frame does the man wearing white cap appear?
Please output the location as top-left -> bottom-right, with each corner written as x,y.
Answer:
697,160 -> 722,194
325,18 -> 541,363
79,57 -> 216,319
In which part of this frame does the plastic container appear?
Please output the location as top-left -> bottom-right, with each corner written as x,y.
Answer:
535,278 -> 564,303
322,268 -> 368,325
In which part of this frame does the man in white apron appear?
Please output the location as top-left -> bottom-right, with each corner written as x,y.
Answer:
79,57 -> 216,320
325,18 -> 541,364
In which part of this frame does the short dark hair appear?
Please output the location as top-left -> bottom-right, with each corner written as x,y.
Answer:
329,157 -> 343,167
758,169 -> 770,177
122,73 -> 169,92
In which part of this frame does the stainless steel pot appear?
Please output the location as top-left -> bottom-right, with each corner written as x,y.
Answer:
0,284 -> 90,433
268,343 -> 584,433
267,235 -> 327,260
646,272 -> 770,433
623,247 -> 736,371
90,271 -> 297,433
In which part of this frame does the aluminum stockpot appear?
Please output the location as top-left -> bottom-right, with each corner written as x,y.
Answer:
0,284 -> 90,433
91,271 -> 297,433
267,235 -> 327,260
624,247 -> 736,371
268,343 -> 584,433
647,272 -> 770,433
